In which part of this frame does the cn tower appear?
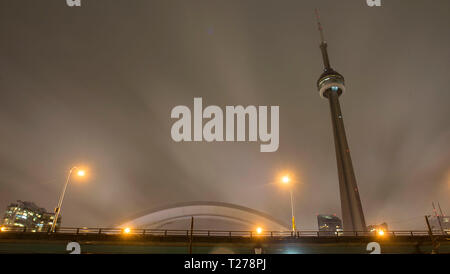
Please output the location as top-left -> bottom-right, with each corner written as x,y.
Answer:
315,10 -> 367,232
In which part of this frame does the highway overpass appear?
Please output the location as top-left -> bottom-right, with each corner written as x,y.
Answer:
1,228 -> 449,254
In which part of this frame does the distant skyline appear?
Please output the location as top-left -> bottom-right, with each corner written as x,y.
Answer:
0,0 -> 449,230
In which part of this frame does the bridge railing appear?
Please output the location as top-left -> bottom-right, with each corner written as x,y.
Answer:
0,226 -> 448,237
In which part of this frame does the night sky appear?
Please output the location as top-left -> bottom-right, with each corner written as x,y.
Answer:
1,0 -> 449,230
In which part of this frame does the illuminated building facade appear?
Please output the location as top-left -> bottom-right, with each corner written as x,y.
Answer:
317,214 -> 343,235
367,222 -> 388,232
1,200 -> 61,232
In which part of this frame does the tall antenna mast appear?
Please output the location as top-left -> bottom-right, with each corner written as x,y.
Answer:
433,202 -> 445,234
438,202 -> 444,216
432,202 -> 438,217
315,8 -> 331,70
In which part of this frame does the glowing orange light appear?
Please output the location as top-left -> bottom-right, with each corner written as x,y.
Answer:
0,227 -> 6,232
123,227 -> 131,234
282,176 -> 290,184
256,227 -> 263,234
377,229 -> 385,236
77,170 -> 86,177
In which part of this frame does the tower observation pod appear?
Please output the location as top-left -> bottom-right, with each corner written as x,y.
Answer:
314,9 -> 367,233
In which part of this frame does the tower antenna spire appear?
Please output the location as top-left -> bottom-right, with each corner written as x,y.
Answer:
314,8 -> 331,70
315,8 -> 325,44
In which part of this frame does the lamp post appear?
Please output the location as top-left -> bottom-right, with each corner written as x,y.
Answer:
282,175 -> 296,232
51,166 -> 85,232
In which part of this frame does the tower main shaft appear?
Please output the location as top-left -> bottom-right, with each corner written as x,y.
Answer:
328,90 -> 367,232
315,10 -> 367,232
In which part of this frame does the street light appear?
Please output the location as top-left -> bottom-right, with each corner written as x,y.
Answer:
77,170 -> 85,177
281,175 -> 296,232
256,227 -> 263,235
51,166 -> 86,233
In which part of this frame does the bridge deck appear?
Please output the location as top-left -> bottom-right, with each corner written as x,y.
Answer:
1,229 -> 449,254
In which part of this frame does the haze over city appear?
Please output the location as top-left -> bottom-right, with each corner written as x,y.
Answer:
1,0 -> 449,230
